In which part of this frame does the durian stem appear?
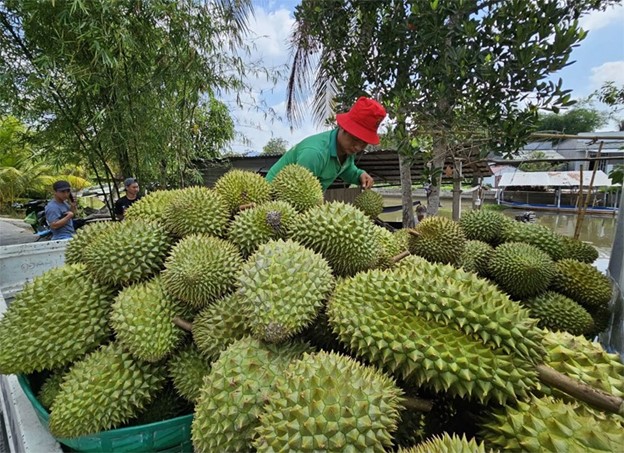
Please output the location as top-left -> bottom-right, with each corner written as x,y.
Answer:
390,250 -> 411,264
537,364 -> 624,416
239,202 -> 256,211
403,396 -> 433,412
407,229 -> 420,237
173,317 -> 193,332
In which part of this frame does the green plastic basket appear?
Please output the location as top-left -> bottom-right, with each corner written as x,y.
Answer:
17,375 -> 193,452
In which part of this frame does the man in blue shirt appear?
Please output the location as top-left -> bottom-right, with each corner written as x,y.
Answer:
45,180 -> 76,240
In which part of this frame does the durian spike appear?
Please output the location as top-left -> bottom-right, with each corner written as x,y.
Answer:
173,317 -> 193,332
537,364 -> 624,416
239,202 -> 256,211
390,250 -> 411,263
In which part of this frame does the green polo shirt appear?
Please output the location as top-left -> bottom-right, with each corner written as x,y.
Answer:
265,129 -> 364,191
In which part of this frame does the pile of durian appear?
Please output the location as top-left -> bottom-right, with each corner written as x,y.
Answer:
1,165 -> 623,452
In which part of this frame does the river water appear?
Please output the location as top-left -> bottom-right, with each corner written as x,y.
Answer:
379,196 -> 617,272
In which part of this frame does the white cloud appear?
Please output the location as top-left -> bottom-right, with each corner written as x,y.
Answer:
579,4 -> 624,32
590,60 -> 624,88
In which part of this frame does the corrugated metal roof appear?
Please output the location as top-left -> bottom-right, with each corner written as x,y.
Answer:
498,170 -> 615,187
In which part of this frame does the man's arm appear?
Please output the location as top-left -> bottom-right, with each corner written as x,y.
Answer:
339,160 -> 365,186
114,199 -> 124,221
46,204 -> 74,230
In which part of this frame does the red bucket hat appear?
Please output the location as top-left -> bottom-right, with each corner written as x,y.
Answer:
336,97 -> 386,145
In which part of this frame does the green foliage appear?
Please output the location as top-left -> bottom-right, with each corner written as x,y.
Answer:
609,164 -> 623,185
0,0 -> 257,206
535,108 -> 606,135
262,137 -> 289,155
518,151 -> 565,172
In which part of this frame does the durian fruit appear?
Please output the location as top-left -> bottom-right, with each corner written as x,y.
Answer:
253,351 -> 404,452
501,222 -> 566,261
290,201 -> 381,276
459,209 -> 512,245
561,235 -> 599,264
399,433 -> 489,453
587,305 -> 612,337
488,242 -> 555,299
238,239 -> 334,343
49,343 -> 166,438
130,383 -> 193,426
478,396 -> 624,452
354,189 -> 384,218
192,293 -> 251,360
373,225 -> 408,268
551,259 -> 613,309
168,344 -> 212,403
191,337 -> 310,452
228,200 -> 297,258
65,221 -> 113,264
124,190 -> 181,224
161,234 -> 242,309
458,240 -> 493,277
328,265 -> 544,405
214,169 -> 272,214
0,264 -> 114,374
162,186 -> 229,237
522,292 -> 594,336
110,277 -> 188,362
38,369 -> 67,410
82,220 -> 172,286
541,331 -> 624,400
407,216 -> 466,265
270,164 -> 324,212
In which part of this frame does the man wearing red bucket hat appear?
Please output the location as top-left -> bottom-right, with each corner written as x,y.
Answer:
266,97 -> 386,190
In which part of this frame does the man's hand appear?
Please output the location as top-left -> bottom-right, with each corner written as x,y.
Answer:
65,211 -> 75,219
360,172 -> 374,190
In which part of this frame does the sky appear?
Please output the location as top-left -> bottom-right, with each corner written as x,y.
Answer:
225,1 -> 624,154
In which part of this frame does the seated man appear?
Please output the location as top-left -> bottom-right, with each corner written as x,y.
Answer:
45,180 -> 76,240
265,97 -> 386,190
115,178 -> 141,220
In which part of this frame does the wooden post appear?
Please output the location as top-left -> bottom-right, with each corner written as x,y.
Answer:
452,159 -> 463,221
574,142 -> 603,239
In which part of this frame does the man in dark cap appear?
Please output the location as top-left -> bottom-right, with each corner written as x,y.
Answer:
45,180 -> 77,240
115,178 -> 141,220
265,97 -> 386,190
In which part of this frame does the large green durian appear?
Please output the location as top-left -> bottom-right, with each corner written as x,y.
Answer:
488,242 -> 555,299
290,201 -> 381,276
214,169 -> 272,214
192,293 -> 251,360
407,216 -> 466,265
191,337 -> 310,452
238,239 -> 334,343
459,209 -> 512,245
501,222 -> 566,260
82,220 -> 171,286
587,305 -> 612,337
0,264 -> 114,374
522,292 -> 594,336
458,240 -> 493,277
479,396 -> 624,452
270,164 -> 324,212
541,331 -> 624,400
167,344 -> 212,403
130,383 -> 193,426
110,277 -> 187,362
354,189 -> 384,218
399,433 -> 489,453
65,221 -> 113,264
228,200 -> 298,258
162,186 -> 229,237
328,265 -> 543,404
254,351 -> 403,452
161,234 -> 242,309
124,190 -> 181,224
561,236 -> 599,263
551,259 -> 612,309
49,343 -> 166,438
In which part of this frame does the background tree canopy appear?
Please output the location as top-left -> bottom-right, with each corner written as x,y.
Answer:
286,0 -> 618,225
535,108 -> 607,135
0,0 -> 260,213
262,137 -> 289,155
